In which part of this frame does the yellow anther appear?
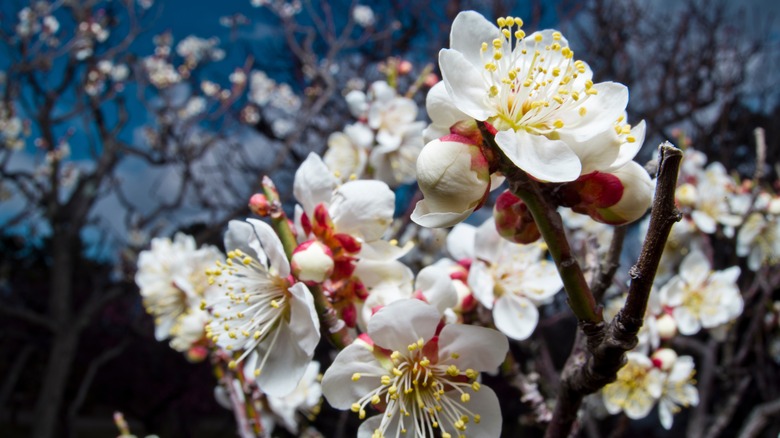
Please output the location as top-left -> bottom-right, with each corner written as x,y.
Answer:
474,414 -> 481,423
579,107 -> 587,116
352,373 -> 361,381
241,329 -> 249,337
484,62 -> 497,72
489,85 -> 499,97
388,385 -> 398,395
228,360 -> 237,369
242,256 -> 252,265
561,47 -> 573,58
451,353 -> 460,359
461,393 -> 471,403
447,365 -> 460,376
472,381 -> 481,391
551,42 -> 561,51
254,369 -> 261,377
552,31 -> 562,40
515,17 -> 523,27
493,52 -> 503,60
553,119 -> 564,129
371,395 -> 381,405
534,34 -> 543,42
481,42 -> 488,52
497,17 -> 506,27
626,136 -> 636,143
420,358 -> 431,367
515,29 -> 525,39
505,17 -> 515,26
553,95 -> 564,104
270,300 -> 280,308
351,403 -> 360,412
571,91 -> 580,101
381,375 -> 391,385
466,369 -> 478,379
502,28 -> 511,38
393,367 -> 403,376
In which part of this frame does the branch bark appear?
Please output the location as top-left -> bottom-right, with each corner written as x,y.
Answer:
545,142 -> 683,438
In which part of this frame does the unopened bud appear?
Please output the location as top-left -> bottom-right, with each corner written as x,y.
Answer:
397,60 -> 413,75
656,313 -> 677,340
493,190 -> 541,244
291,240 -> 334,283
411,135 -> 491,228
560,161 -> 653,225
186,345 -> 209,363
248,193 -> 271,216
651,348 -> 678,371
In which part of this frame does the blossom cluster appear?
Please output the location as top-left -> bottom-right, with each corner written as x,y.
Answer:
129,9 -> 778,438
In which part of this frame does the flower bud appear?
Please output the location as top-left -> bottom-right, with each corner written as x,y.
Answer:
248,193 -> 270,216
186,345 -> 209,363
651,348 -> 678,371
291,240 -> 334,283
656,313 -> 677,340
560,161 -> 653,225
411,135 -> 491,228
493,190 -> 541,244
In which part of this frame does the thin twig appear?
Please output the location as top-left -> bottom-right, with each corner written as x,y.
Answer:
737,397 -> 780,438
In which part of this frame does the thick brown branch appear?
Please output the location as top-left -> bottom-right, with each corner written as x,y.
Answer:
545,143 -> 683,438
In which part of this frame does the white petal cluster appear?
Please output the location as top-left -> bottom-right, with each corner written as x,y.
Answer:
659,249 -> 743,335
466,218 -> 562,340
437,11 -> 642,183
329,81 -> 425,187
321,299 -> 508,438
205,219 -> 320,396
602,350 -> 698,429
135,233 -> 223,352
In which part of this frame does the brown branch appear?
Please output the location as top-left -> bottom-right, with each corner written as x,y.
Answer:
737,397 -> 780,438
591,225 -> 627,302
545,142 -> 683,438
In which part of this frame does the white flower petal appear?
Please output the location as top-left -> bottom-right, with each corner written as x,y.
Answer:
411,199 -> 475,228
321,342 -> 388,409
293,153 -> 338,214
679,249 -> 710,288
247,218 -> 290,278
446,222 -> 476,261
493,295 -> 539,340
330,180 -> 395,242
368,299 -> 441,352
449,11 -> 501,67
439,48 -> 495,121
438,323 -> 508,372
495,129 -> 581,183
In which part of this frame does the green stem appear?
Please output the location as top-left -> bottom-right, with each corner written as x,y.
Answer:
261,176 -> 297,259
478,122 -> 601,323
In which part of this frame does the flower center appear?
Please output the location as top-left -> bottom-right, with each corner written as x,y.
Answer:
479,17 -> 597,133
205,248 -> 290,374
350,339 -> 483,438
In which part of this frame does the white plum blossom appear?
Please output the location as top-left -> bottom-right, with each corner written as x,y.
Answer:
602,352 -> 664,420
205,219 -> 320,396
437,11 -> 640,183
659,249 -> 743,335
135,233 -> 223,349
737,207 -> 780,271
321,299 -> 508,438
323,123 -> 374,182
654,350 -> 699,430
467,218 -> 562,340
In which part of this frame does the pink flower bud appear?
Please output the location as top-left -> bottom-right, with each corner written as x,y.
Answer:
493,189 -> 541,244
424,73 -> 439,87
186,345 -> 209,363
397,60 -> 413,74
248,193 -> 270,216
559,161 -> 653,225
411,134 -> 491,228
291,240 -> 335,283
651,348 -> 678,371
